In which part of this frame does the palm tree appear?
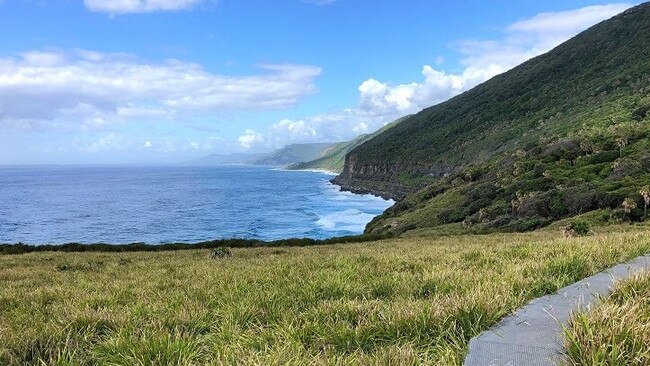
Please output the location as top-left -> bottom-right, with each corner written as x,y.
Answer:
615,137 -> 628,157
622,198 -> 637,221
640,186 -> 650,219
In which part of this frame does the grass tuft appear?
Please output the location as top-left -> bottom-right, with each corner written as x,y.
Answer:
564,271 -> 650,365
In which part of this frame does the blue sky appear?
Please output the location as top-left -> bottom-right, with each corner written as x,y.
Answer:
0,0 -> 636,164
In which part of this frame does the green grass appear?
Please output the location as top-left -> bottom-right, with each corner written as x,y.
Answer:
564,271 -> 650,365
1,225 -> 650,365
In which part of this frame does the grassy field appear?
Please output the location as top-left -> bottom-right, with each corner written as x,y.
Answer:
1,225 -> 650,365
564,271 -> 650,365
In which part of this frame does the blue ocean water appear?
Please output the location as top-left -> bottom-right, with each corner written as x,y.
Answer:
0,165 -> 393,245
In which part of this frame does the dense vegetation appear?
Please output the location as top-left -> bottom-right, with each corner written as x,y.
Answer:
564,271 -> 650,365
333,3 -> 650,235
288,116 -> 410,173
365,122 -> 650,235
1,225 -> 649,365
0,234 -> 390,255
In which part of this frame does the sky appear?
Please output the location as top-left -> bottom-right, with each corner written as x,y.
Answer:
0,0 -> 637,164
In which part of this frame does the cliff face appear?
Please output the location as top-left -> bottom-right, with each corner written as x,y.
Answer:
331,160 -> 407,201
334,3 -> 650,203
332,154 -> 455,201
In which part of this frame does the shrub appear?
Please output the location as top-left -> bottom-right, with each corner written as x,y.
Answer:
465,198 -> 493,215
586,150 -> 619,164
632,102 -> 650,121
465,182 -> 499,201
562,220 -> 592,237
532,162 -> 546,178
484,215 -> 514,229
209,247 -> 232,259
548,191 -> 569,218
563,185 -> 598,216
390,201 -> 412,215
543,138 -> 583,162
621,197 -> 638,221
641,153 -> 650,172
601,209 -> 624,224
513,218 -> 545,232
516,193 -> 551,218
437,208 -> 466,224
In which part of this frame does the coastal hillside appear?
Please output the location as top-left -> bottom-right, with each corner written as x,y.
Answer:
188,143 -> 338,166
186,153 -> 265,165
254,143 -> 336,166
334,3 -> 650,234
336,3 -> 650,197
288,116 -> 410,173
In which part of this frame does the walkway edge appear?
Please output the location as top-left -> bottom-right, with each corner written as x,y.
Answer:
463,253 -> 650,366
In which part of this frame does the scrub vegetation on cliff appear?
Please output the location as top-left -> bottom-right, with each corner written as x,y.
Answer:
333,3 -> 650,235
1,224 -> 649,365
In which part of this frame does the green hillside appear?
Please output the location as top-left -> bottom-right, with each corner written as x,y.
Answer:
333,3 -> 650,235
186,153 -> 265,165
254,143 -> 336,166
288,116 -> 410,173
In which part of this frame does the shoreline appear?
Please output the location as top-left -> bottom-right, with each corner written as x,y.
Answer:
273,166 -> 339,176
291,168 -> 339,176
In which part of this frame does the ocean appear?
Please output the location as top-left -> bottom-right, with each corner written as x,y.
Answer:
0,165 -> 393,245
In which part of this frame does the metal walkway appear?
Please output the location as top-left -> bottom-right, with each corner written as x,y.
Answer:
463,254 -> 650,366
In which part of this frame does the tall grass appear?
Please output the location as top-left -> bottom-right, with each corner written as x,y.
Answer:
564,271 -> 650,365
1,226 -> 649,365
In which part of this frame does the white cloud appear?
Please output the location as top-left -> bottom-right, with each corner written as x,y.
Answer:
459,3 -> 632,69
238,108 -> 384,150
240,3 -> 633,149
144,140 -> 153,148
84,0 -> 205,14
508,4 -> 631,34
0,50 -> 321,128
238,129 -> 263,149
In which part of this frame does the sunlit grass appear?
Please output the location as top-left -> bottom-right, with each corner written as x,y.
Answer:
564,271 -> 650,365
1,225 -> 649,365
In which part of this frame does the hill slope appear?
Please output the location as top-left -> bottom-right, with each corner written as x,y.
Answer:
335,4 -> 650,197
333,3 -> 650,234
253,143 -> 336,166
186,153 -> 265,166
287,116 -> 410,173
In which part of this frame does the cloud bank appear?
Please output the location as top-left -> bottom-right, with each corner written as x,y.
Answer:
0,50 -> 321,129
84,0 -> 205,14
